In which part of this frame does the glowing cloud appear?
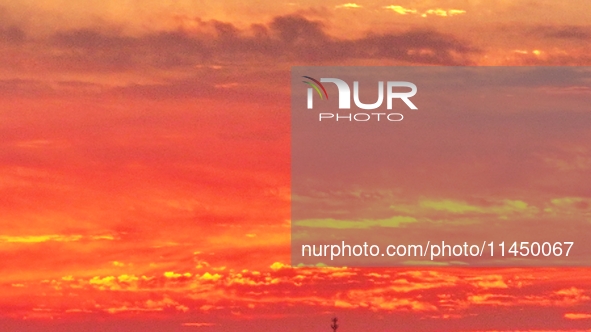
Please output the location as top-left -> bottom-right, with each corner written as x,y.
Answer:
0,234 -> 116,244
418,199 -> 533,215
294,216 -> 417,229
336,3 -> 362,9
383,5 -> 417,15
565,313 -> 591,319
422,9 -> 466,17
384,6 -> 466,17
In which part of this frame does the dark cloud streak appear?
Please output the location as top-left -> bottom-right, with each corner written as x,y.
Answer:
533,25 -> 591,40
1,14 -> 477,73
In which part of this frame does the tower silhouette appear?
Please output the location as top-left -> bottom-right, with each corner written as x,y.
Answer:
331,317 -> 338,332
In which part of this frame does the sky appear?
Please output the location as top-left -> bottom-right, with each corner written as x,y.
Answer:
0,0 -> 591,331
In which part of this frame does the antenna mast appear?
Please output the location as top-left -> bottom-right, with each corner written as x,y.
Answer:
331,317 -> 338,332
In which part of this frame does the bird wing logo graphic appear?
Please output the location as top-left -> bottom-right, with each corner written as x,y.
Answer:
302,76 -> 328,99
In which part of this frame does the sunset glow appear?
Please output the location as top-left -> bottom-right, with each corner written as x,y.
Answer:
1,0 -> 591,331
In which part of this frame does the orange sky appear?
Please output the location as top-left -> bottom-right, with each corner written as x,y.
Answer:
1,0 -> 591,331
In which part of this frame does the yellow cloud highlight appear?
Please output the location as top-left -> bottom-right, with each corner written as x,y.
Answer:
118,274 -> 139,283
565,313 -> 591,320
200,272 -> 222,281
551,197 -> 590,209
468,275 -> 509,289
89,276 -> 118,290
0,234 -> 115,243
91,235 -> 115,240
383,5 -> 417,15
514,49 -> 543,56
467,293 -> 513,305
419,199 -> 532,216
164,271 -> 192,279
554,287 -> 587,298
336,3 -> 362,9
295,216 -> 417,229
448,9 -> 466,15
0,234 -> 83,243
384,6 -> 466,17
335,300 -> 357,308
270,262 -> 289,270
422,9 -> 466,17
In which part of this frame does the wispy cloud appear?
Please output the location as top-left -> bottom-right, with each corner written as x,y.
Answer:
0,234 -> 114,243
335,3 -> 362,9
383,5 -> 466,17
565,313 -> 591,319
383,5 -> 417,15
